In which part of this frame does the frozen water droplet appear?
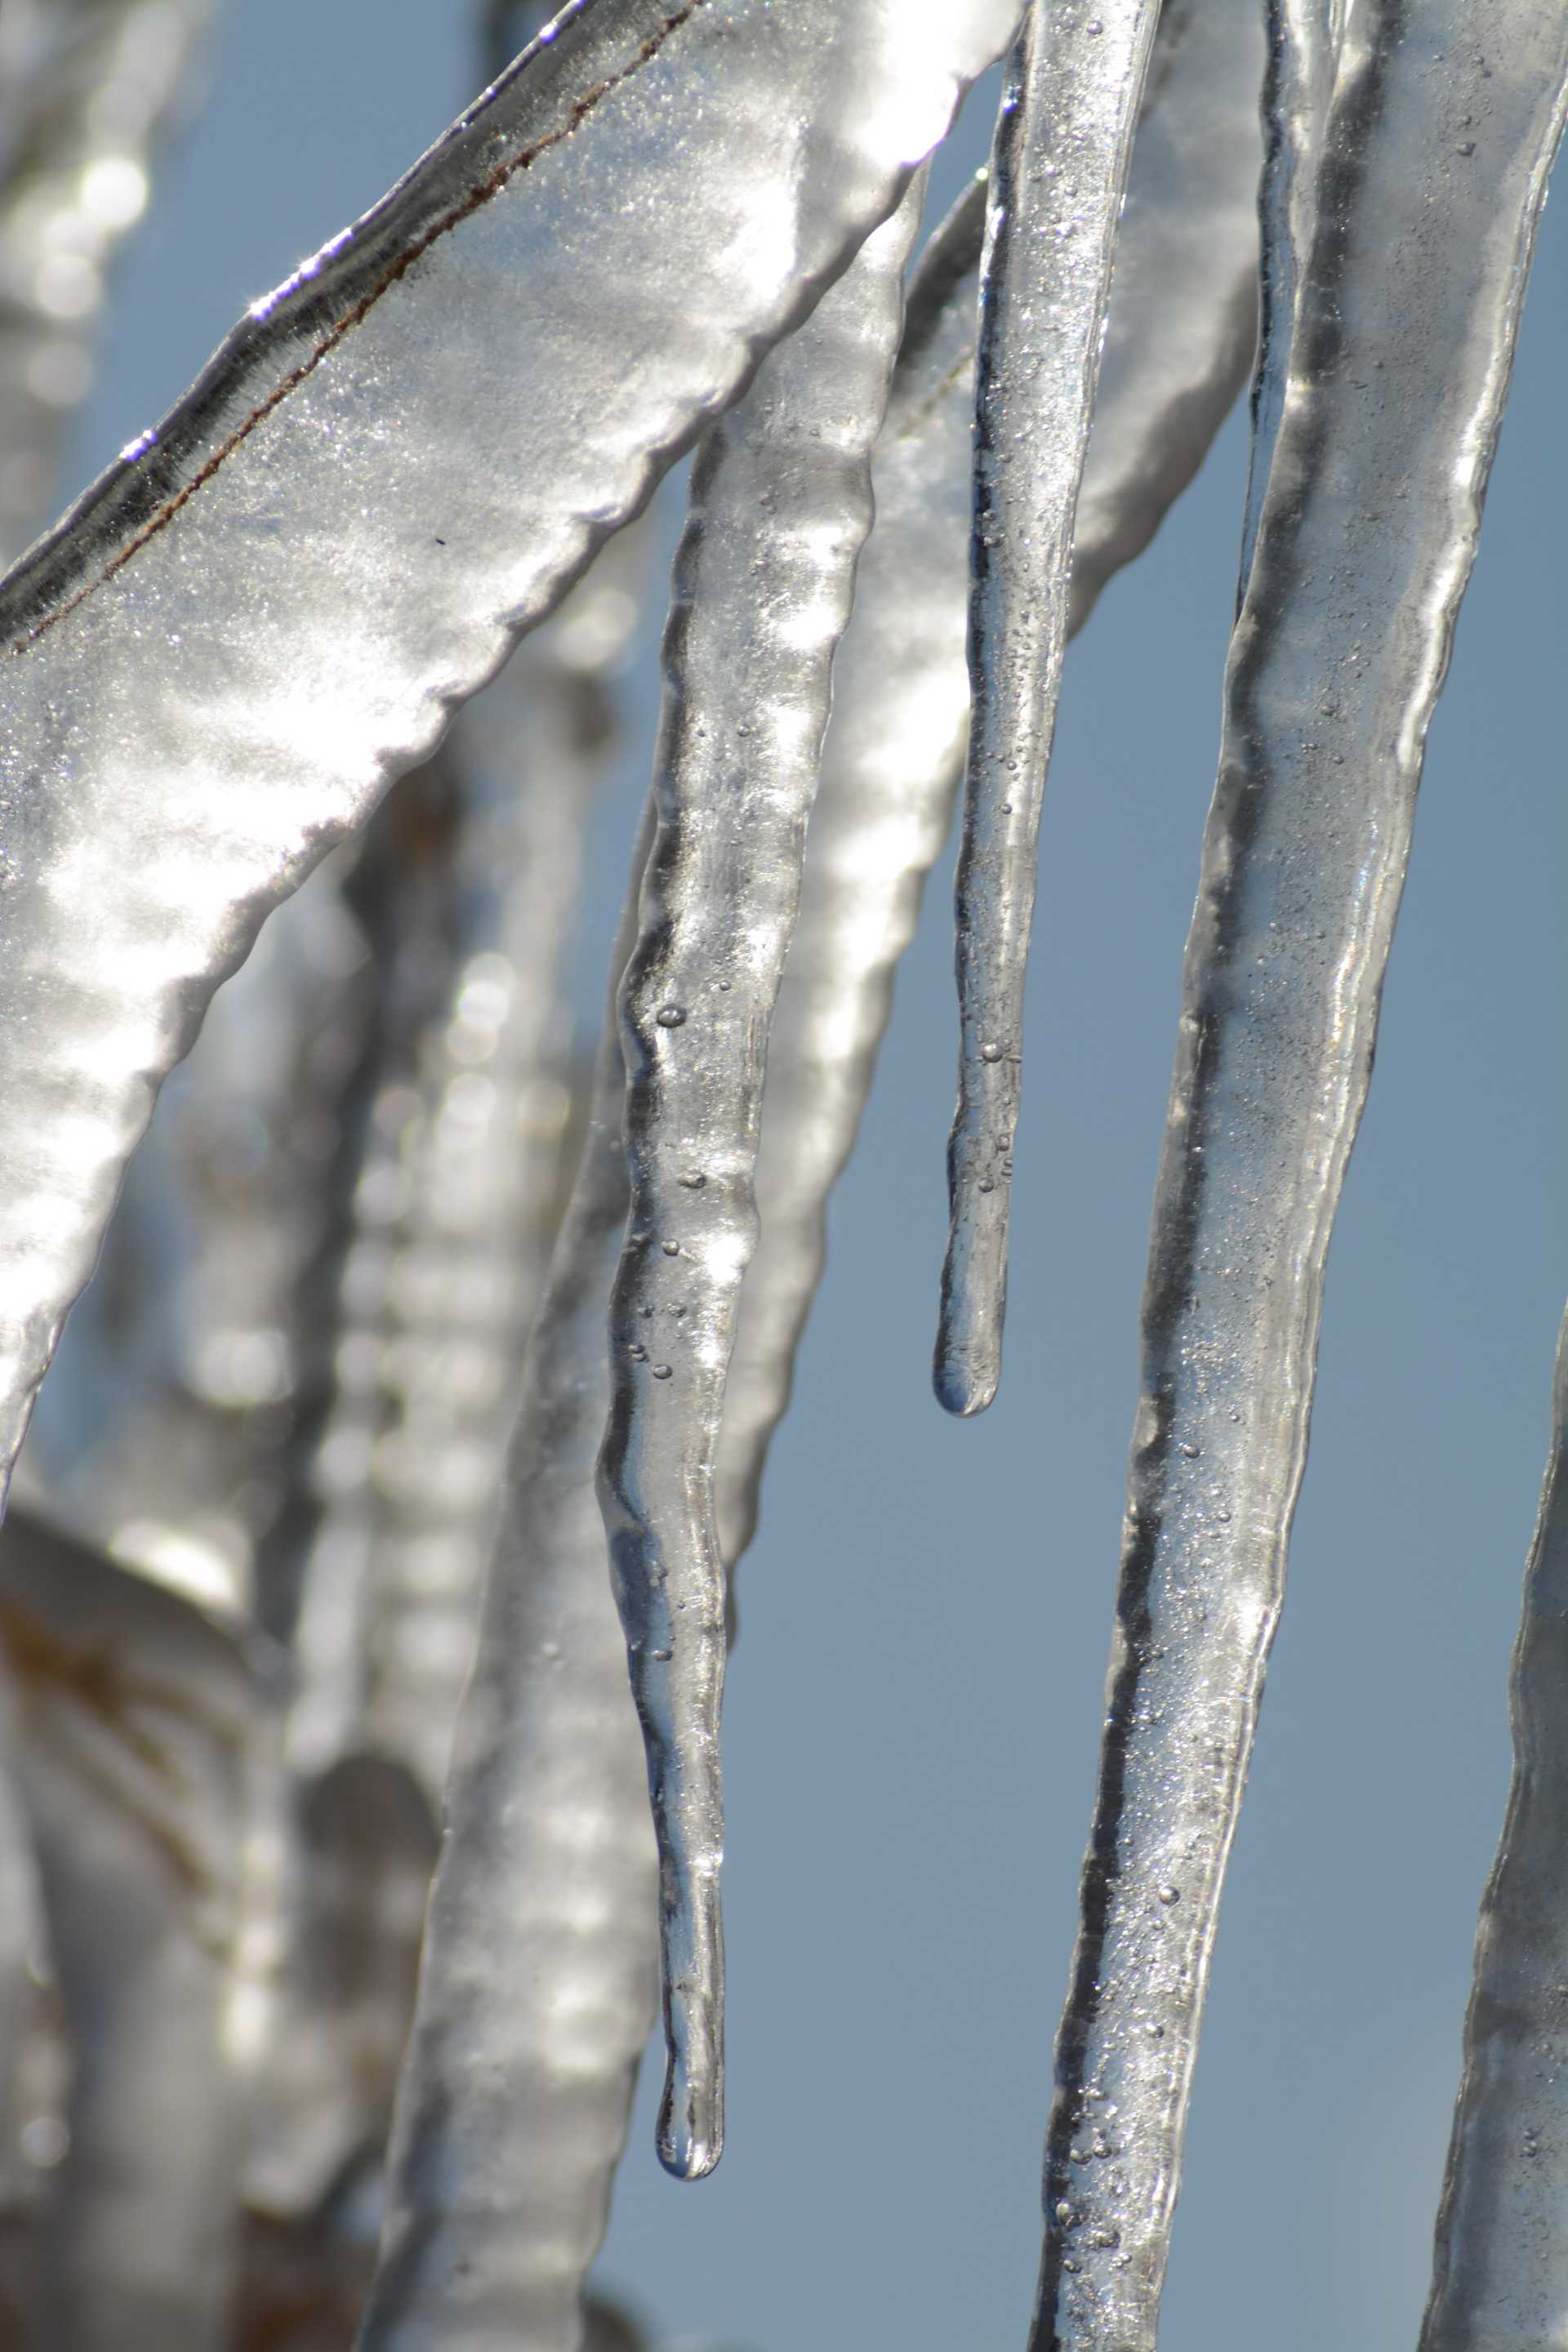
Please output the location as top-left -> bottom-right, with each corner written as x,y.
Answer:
979,1040 -> 1004,1064
1158,1884 -> 1180,1906
679,1170 -> 706,1188
651,1364 -> 673,1381
662,1240 -> 680,1257
656,1004 -> 686,1028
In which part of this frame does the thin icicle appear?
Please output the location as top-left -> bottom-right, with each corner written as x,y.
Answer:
1421,1306 -> 1568,2346
722,0 -> 1264,1568
0,0 -> 1021,1503
0,0 -> 215,567
0,1509 -> 275,2351
1030,11 -> 1568,2349
936,0 -> 1162,1419
598,184 -> 924,2184
359,821 -> 660,2352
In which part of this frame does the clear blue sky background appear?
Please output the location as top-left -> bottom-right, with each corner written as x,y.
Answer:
65,9 -> 1567,2348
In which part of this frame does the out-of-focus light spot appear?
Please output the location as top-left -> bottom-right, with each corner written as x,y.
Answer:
80,155 -> 148,230
20,2115 -> 69,2170
34,252 -> 98,320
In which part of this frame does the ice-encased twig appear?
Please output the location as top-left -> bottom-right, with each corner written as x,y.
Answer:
1030,11 -> 1568,2349
0,1508 -> 275,2351
935,0 -> 1161,1419
1421,1305 -> 1568,2345
359,819 -> 659,2352
598,184 -> 924,2185
720,0 -> 1264,1575
0,0 -> 1021,1503
0,0 -> 215,568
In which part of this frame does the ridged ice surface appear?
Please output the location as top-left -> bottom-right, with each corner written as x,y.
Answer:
0,0 -> 1021,1499
935,0 -> 1161,1418
1420,1306 -> 1568,2350
0,1509 -> 273,2350
599,184 -> 924,2183
0,0 -> 214,566
16,861 -> 372,1626
719,2 -> 1262,1579
1030,10 -> 1568,2348
359,834 -> 660,2352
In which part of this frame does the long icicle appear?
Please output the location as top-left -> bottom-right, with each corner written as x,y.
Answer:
719,0 -> 1265,1570
1420,1302 -> 1568,2350
1031,10 -> 1568,2348
598,181 -> 925,2183
935,0 -> 1162,1419
357,812 -> 659,2352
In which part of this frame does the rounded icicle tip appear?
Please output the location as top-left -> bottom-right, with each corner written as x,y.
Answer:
656,2043 -> 724,2181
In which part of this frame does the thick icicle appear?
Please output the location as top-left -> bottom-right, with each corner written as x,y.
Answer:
0,0 -> 1021,1503
1420,1310 -> 1568,2348
935,0 -> 1161,1419
358,823 -> 660,2352
0,0 -> 215,567
721,0 -> 1264,1569
1030,12 -> 1568,2349
0,1509 -> 275,2351
598,184 -> 924,2184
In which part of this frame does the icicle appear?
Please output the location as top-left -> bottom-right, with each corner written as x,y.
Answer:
1070,0 -> 1264,632
0,1508 -> 276,2351
598,183 -> 924,2184
357,818 -> 660,2352
1029,11 -> 1568,2349
355,549 -> 638,1802
935,0 -> 1162,1419
0,0 -> 1021,1504
722,0 -> 1264,1570
0,0 -> 216,568
1420,1304 -> 1568,2350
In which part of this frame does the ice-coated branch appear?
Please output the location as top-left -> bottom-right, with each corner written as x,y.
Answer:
599,180 -> 925,2183
0,0 -> 1022,1507
935,0 -> 1161,1419
358,820 -> 659,2352
1420,1305 -> 1568,2347
1030,9 -> 1568,2348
